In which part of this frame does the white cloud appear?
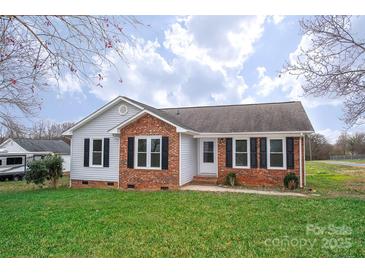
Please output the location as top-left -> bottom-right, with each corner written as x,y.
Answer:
240,96 -> 256,104
317,128 -> 342,144
88,16 -> 271,107
163,16 -> 266,71
89,37 -> 248,107
272,15 -> 285,25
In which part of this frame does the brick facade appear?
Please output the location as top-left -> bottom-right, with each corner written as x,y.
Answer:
71,111 -> 305,190
119,113 -> 180,190
71,179 -> 118,189
217,137 -> 304,187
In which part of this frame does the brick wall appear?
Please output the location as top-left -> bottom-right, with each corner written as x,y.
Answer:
119,113 -> 179,190
217,137 -> 304,187
71,179 -> 118,189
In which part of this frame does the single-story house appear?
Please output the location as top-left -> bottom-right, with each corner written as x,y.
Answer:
0,138 -> 71,174
62,96 -> 314,190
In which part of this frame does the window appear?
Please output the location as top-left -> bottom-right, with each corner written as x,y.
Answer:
0,159 -> 2,165
137,139 -> 147,167
6,157 -> 23,165
91,139 -> 103,166
269,138 -> 285,168
203,141 -> 214,163
233,139 -> 249,167
136,136 -> 161,169
150,138 -> 161,168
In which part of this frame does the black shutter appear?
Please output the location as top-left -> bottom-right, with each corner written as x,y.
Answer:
250,137 -> 257,168
226,138 -> 233,168
162,136 -> 169,170
83,138 -> 90,167
259,137 -> 267,168
127,137 -> 134,168
286,137 -> 294,169
103,138 -> 110,167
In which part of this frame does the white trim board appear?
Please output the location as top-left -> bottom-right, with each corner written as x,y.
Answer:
193,131 -> 314,138
267,137 -> 287,170
232,137 -> 250,169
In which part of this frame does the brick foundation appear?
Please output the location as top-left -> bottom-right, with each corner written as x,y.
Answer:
119,113 -> 180,190
217,137 -> 304,187
71,179 -> 118,189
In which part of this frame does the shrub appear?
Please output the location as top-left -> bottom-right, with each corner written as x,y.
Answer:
25,159 -> 48,185
225,172 -> 236,186
284,173 -> 299,190
25,154 -> 63,188
44,154 -> 64,188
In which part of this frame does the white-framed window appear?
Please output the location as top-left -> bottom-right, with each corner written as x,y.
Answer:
268,138 -> 286,169
233,138 -> 250,168
91,138 -> 103,167
203,141 -> 214,163
135,136 -> 161,169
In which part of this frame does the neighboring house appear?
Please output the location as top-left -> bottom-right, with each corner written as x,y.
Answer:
63,96 -> 314,190
0,138 -> 71,179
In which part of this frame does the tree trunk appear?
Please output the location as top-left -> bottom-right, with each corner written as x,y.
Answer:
52,178 -> 57,188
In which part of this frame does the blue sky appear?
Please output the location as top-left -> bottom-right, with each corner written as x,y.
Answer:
38,16 -> 365,143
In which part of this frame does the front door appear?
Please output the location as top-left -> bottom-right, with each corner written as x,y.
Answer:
199,138 -> 217,175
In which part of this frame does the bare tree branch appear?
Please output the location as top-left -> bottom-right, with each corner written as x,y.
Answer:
0,15 -> 141,131
284,16 -> 365,127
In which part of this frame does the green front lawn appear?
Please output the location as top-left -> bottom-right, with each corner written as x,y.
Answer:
0,162 -> 364,258
306,161 -> 365,197
0,187 -> 364,257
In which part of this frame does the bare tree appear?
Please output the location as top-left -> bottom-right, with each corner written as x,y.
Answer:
335,132 -> 349,155
305,133 -> 333,160
347,132 -> 365,155
284,16 -> 365,126
30,120 -> 75,140
0,16 -> 140,130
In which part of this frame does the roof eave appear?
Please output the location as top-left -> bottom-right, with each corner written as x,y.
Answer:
193,130 -> 315,138
108,109 -> 193,134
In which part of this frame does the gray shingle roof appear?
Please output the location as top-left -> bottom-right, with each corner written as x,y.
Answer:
160,101 -> 314,133
13,138 -> 70,154
122,96 -> 196,131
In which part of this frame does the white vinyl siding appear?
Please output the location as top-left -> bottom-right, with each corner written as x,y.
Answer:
61,155 -> 70,172
70,102 -> 141,182
180,133 -> 197,185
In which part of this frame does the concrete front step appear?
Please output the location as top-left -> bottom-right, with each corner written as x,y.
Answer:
190,175 -> 218,185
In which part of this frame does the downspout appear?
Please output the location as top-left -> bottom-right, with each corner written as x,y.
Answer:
299,134 -> 303,188
69,138 -> 72,188
118,136 -> 120,190
303,134 -> 306,187
179,133 -> 182,186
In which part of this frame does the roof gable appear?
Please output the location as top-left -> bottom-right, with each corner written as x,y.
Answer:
62,97 -> 144,135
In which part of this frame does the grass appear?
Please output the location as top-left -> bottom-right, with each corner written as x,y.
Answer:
0,188 -> 364,257
0,162 -> 364,258
306,161 -> 365,197
0,176 -> 69,193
